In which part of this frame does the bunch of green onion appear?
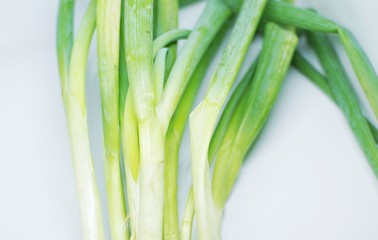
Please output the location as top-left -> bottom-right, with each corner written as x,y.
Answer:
56,0 -> 378,239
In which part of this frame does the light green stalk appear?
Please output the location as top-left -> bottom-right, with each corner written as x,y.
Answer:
181,58 -> 258,240
154,48 -> 169,105
212,23 -> 298,211
124,1 -> 166,239
208,60 -> 258,162
181,190 -> 195,240
119,9 -> 140,239
154,0 -> 179,83
97,0 -> 127,239
122,93 -> 140,240
57,0 -> 74,90
189,0 -> 267,238
57,1 -> 105,239
308,32 -> 378,177
157,0 -> 233,128
163,25 -> 223,240
153,29 -> 191,57
338,29 -> 378,120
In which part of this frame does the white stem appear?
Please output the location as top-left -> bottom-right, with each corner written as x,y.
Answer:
137,118 -> 165,240
122,93 -> 140,239
189,100 -> 223,240
66,97 -> 105,240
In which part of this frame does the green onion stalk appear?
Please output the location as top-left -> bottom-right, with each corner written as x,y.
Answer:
97,0 -> 127,239
154,0 -> 179,82
163,45 -> 210,240
212,21 -> 297,216
119,3 -> 140,239
192,22 -> 298,240
307,32 -> 378,177
292,52 -> 378,143
120,28 -> 191,240
181,1 -> 299,237
261,0 -> 378,177
189,0 -> 267,238
181,57 -> 259,240
262,1 -> 378,120
124,1 -> 165,239
55,0 -> 378,239
57,0 -> 104,239
124,0 -> 235,239
163,24 -> 228,240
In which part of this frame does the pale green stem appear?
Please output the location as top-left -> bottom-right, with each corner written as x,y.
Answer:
154,48 -> 169,105
118,6 -> 139,239
154,0 -> 178,83
153,29 -> 191,57
157,0 -> 232,129
57,0 -> 74,91
97,0 -> 127,239
180,59 -> 258,240
164,26 -> 221,239
124,1 -> 165,239
58,1 -> 105,239
189,0 -> 267,238
121,93 -> 140,240
181,189 -> 195,240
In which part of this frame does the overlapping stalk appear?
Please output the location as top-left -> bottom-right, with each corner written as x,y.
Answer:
124,1 -> 165,239
154,0 -> 179,82
157,0 -> 233,126
212,23 -> 298,212
292,52 -> 378,143
164,25 -> 228,240
97,0 -> 127,239
181,58 -> 258,240
308,32 -> 378,176
189,0 -> 268,238
56,0 -> 378,239
262,2 -> 378,120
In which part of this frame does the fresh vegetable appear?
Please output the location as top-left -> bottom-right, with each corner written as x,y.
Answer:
57,0 -> 104,239
56,0 -> 378,239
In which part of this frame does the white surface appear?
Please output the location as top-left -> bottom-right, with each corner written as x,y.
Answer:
1,0 -> 378,239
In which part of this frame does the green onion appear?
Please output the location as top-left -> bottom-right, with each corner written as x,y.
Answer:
154,0 -> 179,83
56,0 -> 378,238
308,32 -> 378,177
338,28 -> 378,120
163,24 -> 226,240
181,57 -> 258,240
261,4 -> 378,121
153,29 -> 191,57
124,1 -> 165,239
57,0 -> 105,239
212,22 -> 298,212
189,0 -> 267,238
157,0 -> 233,127
97,0 -> 127,239
292,52 -> 378,143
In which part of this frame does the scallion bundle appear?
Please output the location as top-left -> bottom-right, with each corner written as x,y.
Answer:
56,0 -> 378,239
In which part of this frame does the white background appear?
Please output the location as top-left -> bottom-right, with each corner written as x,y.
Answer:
1,0 -> 378,239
